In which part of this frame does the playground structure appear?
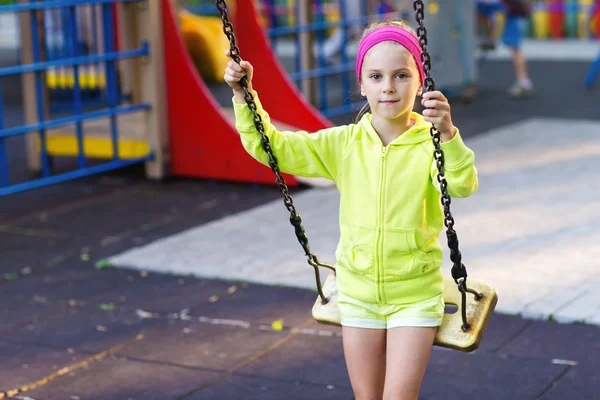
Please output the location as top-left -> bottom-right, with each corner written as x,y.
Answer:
0,0 -> 335,196
0,0 -> 598,196
164,0 -> 332,186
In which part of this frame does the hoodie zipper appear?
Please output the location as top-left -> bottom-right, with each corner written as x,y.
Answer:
376,146 -> 387,304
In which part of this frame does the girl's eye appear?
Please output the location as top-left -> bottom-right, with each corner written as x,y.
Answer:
396,73 -> 408,79
370,74 -> 381,80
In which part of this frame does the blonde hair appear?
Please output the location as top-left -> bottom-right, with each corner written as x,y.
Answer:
355,20 -> 419,123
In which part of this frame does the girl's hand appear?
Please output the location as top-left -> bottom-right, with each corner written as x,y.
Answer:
224,49 -> 254,94
421,91 -> 456,141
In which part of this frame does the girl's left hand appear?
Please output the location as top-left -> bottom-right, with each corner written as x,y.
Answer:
421,91 -> 456,142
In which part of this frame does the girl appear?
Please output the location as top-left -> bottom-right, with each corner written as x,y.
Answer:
224,20 -> 478,400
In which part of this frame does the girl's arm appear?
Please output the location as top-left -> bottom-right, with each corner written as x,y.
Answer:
233,92 -> 346,180
224,51 -> 345,180
421,91 -> 478,198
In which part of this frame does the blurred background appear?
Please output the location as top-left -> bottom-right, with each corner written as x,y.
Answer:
0,0 -> 598,198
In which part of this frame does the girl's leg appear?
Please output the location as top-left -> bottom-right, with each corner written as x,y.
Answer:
342,326 -> 387,399
382,327 -> 437,400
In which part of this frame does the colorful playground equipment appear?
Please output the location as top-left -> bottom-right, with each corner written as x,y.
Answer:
526,0 -> 597,39
0,0 -> 598,196
0,1 -> 169,196
0,0 -> 335,196
164,0 -> 331,186
475,0 -> 598,40
178,9 -> 230,82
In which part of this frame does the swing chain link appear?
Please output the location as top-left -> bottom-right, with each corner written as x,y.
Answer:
216,0 -> 333,304
413,0 -> 482,330
413,0 -> 465,281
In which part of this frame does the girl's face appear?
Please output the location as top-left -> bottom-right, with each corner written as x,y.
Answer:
359,41 -> 422,122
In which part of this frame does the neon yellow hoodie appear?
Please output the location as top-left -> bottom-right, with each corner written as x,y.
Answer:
233,92 -> 478,305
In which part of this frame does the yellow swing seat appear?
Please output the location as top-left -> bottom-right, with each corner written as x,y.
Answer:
313,271 -> 498,352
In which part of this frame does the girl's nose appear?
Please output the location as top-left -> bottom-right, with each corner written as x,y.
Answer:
383,79 -> 395,93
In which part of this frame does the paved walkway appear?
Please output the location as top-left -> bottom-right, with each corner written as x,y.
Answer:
110,117 -> 600,326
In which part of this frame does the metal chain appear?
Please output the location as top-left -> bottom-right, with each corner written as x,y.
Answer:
413,0 -> 483,330
215,0 -> 334,304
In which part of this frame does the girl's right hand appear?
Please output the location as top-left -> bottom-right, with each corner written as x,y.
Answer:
224,49 -> 254,93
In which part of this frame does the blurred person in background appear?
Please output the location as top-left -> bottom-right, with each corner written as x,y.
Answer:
476,0 -> 503,50
502,0 -> 533,98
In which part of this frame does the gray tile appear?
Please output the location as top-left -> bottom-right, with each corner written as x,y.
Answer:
500,320 -> 600,363
0,305 -> 166,353
421,349 -> 568,400
188,374 -> 354,400
539,361 -> 600,400
24,357 -> 219,400
236,333 -> 350,387
0,341 -> 85,391
194,283 -> 317,328
119,321 -> 289,372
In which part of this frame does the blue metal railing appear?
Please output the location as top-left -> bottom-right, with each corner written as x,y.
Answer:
0,0 -> 153,196
0,0 -> 142,12
0,80 -> 8,187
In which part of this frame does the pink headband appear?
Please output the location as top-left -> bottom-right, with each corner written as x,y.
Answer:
355,26 -> 425,86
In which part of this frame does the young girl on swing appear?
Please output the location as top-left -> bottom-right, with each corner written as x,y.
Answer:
224,20 -> 478,400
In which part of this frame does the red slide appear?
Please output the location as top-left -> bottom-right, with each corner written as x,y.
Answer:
161,0 -> 332,186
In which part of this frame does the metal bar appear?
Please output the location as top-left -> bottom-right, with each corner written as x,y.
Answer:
0,80 -> 9,187
30,2 -> 51,178
0,156 -> 152,197
293,0 -> 300,78
90,4 -> 103,103
58,7 -> 69,108
0,44 -> 148,77
314,0 -> 327,111
68,4 -> 86,168
101,3 -> 119,160
0,103 -> 150,138
264,0 -> 277,47
0,0 -> 143,13
339,0 -> 351,103
298,0 -> 315,104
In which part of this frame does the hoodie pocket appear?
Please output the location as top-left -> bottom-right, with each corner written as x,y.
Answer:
339,225 -> 376,276
382,229 -> 435,281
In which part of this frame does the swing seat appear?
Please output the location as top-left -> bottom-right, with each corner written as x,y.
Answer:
312,271 -> 498,352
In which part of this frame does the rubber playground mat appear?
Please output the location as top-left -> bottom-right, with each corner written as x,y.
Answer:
0,171 -> 599,399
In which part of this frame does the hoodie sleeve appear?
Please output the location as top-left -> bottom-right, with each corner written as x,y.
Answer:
430,129 -> 478,198
233,91 -> 347,181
